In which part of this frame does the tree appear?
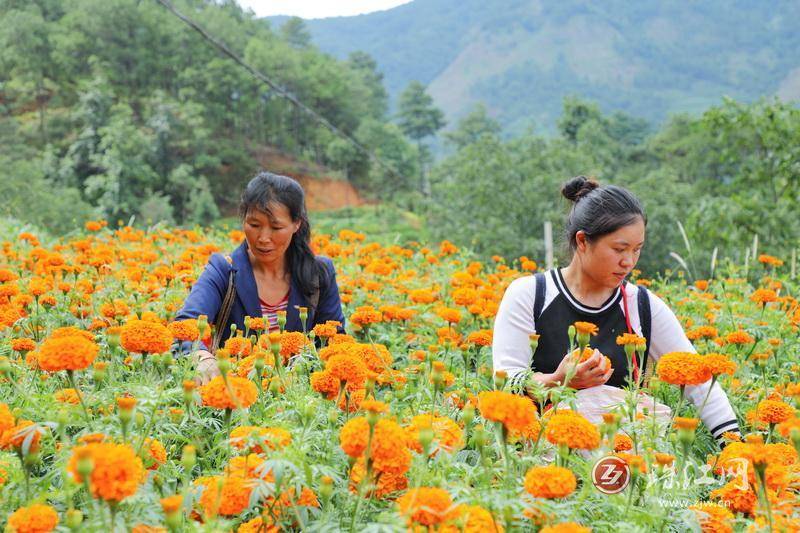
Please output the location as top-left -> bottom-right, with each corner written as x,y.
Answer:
444,104 -> 501,149
280,17 -> 311,49
557,97 -> 604,142
396,81 -> 445,196
347,51 -> 388,119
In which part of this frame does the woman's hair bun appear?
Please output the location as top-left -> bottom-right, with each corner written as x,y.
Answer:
561,175 -> 600,203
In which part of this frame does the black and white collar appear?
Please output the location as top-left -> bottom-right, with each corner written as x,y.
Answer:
551,268 -> 622,314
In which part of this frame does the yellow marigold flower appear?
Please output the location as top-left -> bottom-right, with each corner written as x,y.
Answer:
6,504 -> 59,533
396,487 -> 455,526
477,390 -> 538,436
755,399 -> 794,424
544,410 -> 600,450
656,352 -> 711,386
573,321 -> 598,336
524,465 -> 576,498
37,334 -> 99,372
120,319 -> 172,354
200,376 -> 258,410
68,442 -> 145,502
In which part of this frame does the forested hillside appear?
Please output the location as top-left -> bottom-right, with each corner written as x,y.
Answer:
296,0 -> 800,132
0,0 -> 416,230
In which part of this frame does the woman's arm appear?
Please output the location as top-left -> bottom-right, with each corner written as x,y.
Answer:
648,291 -> 742,446
173,254 -> 229,353
313,257 -> 346,333
492,276 -> 563,391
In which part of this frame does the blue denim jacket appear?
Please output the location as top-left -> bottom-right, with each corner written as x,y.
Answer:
174,241 -> 346,352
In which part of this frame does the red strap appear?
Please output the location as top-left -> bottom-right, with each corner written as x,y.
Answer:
620,282 -> 640,383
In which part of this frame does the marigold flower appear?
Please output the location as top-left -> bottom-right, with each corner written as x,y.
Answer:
710,480 -> 757,515
10,338 -> 36,352
197,475 -> 254,517
120,319 -> 172,354
544,410 -> 600,450
349,456 -> 408,498
524,465 -> 576,498
724,330 -> 754,345
466,329 -> 493,346
396,487 -> 455,526
673,417 -> 700,430
68,442 -> 145,502
143,438 -> 167,469
0,420 -> 42,453
539,522 -> 591,533
278,331 -> 310,360
686,325 -> 718,340
750,288 -> 779,306
0,403 -> 14,434
6,504 -> 59,533
37,334 -> 99,372
435,307 -> 462,324
200,376 -> 258,410
340,417 -> 411,475
230,426 -> 291,453
325,353 -> 367,387
405,414 -> 463,454
615,333 -> 646,348
613,433 -> 633,452
350,305 -> 383,326
703,353 -> 737,376
223,336 -> 252,358
477,391 -> 538,436
54,388 -> 82,405
361,400 -> 389,414
573,321 -> 598,336
160,494 -> 183,514
656,352 -> 711,386
655,453 -> 675,466
755,399 -> 794,424
312,320 -> 341,338
758,254 -> 783,267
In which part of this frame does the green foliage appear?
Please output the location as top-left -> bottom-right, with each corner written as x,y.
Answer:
0,0 -> 411,232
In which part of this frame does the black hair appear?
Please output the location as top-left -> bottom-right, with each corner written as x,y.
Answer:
561,176 -> 646,251
239,171 -> 325,306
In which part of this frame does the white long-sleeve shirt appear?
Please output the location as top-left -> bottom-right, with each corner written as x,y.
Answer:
492,270 -> 741,445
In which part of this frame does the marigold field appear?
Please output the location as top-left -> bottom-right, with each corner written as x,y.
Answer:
1,220 -> 799,532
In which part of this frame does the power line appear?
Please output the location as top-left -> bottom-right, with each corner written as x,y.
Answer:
154,0 -> 404,181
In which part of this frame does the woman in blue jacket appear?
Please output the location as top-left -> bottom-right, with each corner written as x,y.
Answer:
175,171 -> 346,383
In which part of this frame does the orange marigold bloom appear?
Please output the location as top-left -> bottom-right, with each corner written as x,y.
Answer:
340,417 -> 370,458
10,338 -> 36,352
755,399 -> 795,424
725,330 -> 754,345
686,325 -> 718,340
673,417 -> 700,430
325,353 -> 368,387
710,481 -> 757,515
750,288 -> 779,305
539,523 -> 591,533
160,494 -> 183,514
656,352 -> 711,386
278,331 -> 310,360
0,420 -> 42,453
168,320 -> 199,341
694,280 -> 710,291
524,465 -> 576,498
340,417 -> 411,475
435,307 -> 462,324
223,336 -> 252,358
68,442 -> 144,502
466,329 -> 493,346
312,320 -> 341,338
198,475 -> 254,517
200,376 -> 258,410
405,414 -> 463,454
544,410 -> 600,450
409,289 -> 437,304
613,433 -> 633,452
477,390 -> 538,435
396,487 -> 455,526
615,333 -> 646,348
758,254 -> 783,267
689,503 -> 734,533
230,426 -> 292,453
0,403 -> 14,434
776,417 -> 800,439
573,321 -> 598,336
37,334 -> 99,372
54,388 -> 82,405
120,319 -> 172,354
447,504 -> 505,533
361,400 -> 389,414
143,438 -> 167,470
50,326 -> 94,341
349,456 -> 408,499
310,370 -> 342,399
703,353 -> 737,376
655,453 -> 675,466
6,504 -> 59,533
350,305 -> 383,326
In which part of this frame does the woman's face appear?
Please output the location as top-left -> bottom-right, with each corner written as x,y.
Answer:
575,217 -> 645,289
243,202 -> 301,268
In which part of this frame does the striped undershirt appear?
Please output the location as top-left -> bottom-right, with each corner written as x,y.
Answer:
259,292 -> 289,332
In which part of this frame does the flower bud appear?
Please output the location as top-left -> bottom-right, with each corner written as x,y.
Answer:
277,311 -> 287,331
0,357 -> 11,376
319,475 -> 333,503
65,509 -> 83,531
181,445 -> 196,471
462,404 -> 475,426
494,370 -> 507,390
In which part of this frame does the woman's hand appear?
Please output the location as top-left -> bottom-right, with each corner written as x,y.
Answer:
552,348 -> 612,389
193,349 -> 220,386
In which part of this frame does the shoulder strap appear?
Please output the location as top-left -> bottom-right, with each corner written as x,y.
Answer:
212,262 -> 237,352
637,284 -> 652,377
533,272 -> 547,325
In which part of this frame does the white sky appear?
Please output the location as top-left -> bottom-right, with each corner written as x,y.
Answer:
237,0 -> 412,19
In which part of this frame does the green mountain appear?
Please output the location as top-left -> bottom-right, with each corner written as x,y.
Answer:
285,0 -> 800,132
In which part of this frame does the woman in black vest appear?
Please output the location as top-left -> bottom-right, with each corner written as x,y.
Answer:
492,176 -> 741,447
